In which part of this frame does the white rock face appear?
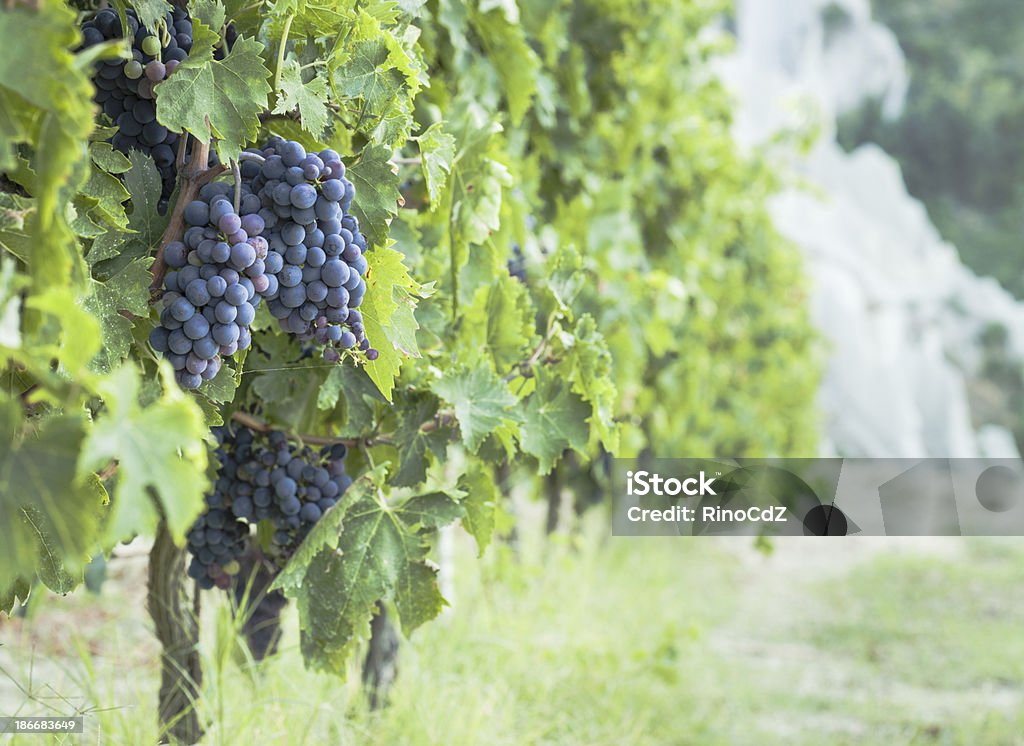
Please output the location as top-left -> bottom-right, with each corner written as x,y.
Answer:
719,0 -> 1024,458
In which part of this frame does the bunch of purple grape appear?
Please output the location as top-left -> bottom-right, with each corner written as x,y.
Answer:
240,137 -> 379,362
148,182 -> 269,389
81,8 -> 190,206
81,8 -> 235,209
186,423 -> 353,590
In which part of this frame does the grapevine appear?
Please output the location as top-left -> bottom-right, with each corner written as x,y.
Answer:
0,0 -> 819,742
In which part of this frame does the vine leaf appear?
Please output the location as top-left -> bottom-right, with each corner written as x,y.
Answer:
415,122 -> 455,208
0,2 -> 94,293
430,365 -> 520,453
274,60 -> 330,138
394,489 -> 464,530
347,144 -> 401,250
448,109 -> 510,269
563,314 -> 620,451
0,403 -> 107,591
390,391 -> 449,488
134,0 -> 174,33
316,364 -> 386,438
519,370 -> 590,474
461,275 -> 535,372
89,152 -> 168,266
474,5 -> 539,124
362,244 -> 421,401
458,463 -> 498,556
156,20 -> 272,162
277,469 -> 454,672
25,287 -> 103,377
335,37 -> 413,132
78,365 -> 210,545
83,258 -> 151,374
0,577 -> 32,615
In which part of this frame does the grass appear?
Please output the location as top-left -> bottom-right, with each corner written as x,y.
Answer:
2,514 -> 1024,745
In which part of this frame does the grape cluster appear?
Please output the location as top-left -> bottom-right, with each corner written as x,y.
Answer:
82,9 -> 235,209
81,8 -> 191,205
186,423 -> 353,590
148,182 -> 269,389
240,138 -> 379,361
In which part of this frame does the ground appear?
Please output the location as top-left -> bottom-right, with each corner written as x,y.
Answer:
2,511 -> 1024,745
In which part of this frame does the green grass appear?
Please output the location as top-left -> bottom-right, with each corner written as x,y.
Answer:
2,518 -> 1024,745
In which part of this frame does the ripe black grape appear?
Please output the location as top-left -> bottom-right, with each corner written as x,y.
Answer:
149,182 -> 269,389
185,422 -> 354,593
239,138 -> 378,360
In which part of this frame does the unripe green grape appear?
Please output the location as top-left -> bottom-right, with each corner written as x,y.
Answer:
123,59 -> 143,79
141,35 -> 161,57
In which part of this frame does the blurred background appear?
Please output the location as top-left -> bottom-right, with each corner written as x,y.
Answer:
3,1 -> 1024,743
723,0 -> 1024,461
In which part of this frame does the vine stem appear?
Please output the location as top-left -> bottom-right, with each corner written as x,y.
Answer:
147,521 -> 203,745
149,137 -> 226,298
230,410 -> 384,447
273,13 -> 294,100
231,159 -> 241,214
503,314 -> 560,382
228,411 -> 457,447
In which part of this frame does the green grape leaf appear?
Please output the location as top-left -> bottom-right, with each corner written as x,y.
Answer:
134,0 -> 174,33
83,258 -> 151,374
274,60 -> 330,138
316,363 -> 386,439
458,463 -> 497,556
198,357 -> 241,403
91,152 -> 168,266
25,287 -> 103,377
80,168 -> 131,231
395,488 -> 464,530
0,407 -> 108,588
0,3 -> 94,294
284,474 -> 444,672
519,370 -> 590,474
564,314 -> 619,451
0,577 -> 32,616
335,37 -> 411,134
462,275 -> 535,372
415,122 -> 455,208
90,143 -> 133,174
473,6 -> 539,124
190,0 -> 227,32
390,391 -> 449,488
430,366 -> 520,453
124,151 -> 168,246
273,467 -> 384,597
362,244 -> 421,401
155,21 -> 272,162
393,560 -> 444,635
78,364 -> 209,545
347,144 -> 400,250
